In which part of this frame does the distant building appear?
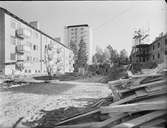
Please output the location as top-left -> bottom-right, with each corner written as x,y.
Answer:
0,7 -> 74,75
130,33 -> 167,64
64,24 -> 93,64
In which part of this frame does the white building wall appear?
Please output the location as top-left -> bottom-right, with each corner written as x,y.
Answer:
0,8 -> 74,76
5,14 -> 42,75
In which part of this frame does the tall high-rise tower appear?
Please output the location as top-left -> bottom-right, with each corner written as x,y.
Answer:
64,24 -> 93,64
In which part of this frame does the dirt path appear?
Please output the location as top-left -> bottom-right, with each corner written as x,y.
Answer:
0,81 -> 111,128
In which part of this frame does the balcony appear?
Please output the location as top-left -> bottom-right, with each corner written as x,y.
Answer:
15,62 -> 24,71
57,47 -> 63,54
48,54 -> 54,61
17,55 -> 24,62
16,45 -> 24,54
48,43 -> 54,50
57,57 -> 62,63
16,28 -> 31,39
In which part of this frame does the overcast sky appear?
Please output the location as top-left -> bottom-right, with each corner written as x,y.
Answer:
0,1 -> 166,55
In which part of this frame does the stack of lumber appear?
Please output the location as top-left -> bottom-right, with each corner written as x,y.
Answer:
54,72 -> 166,128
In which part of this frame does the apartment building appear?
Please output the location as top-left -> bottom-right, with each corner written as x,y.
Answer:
130,33 -> 167,64
64,24 -> 93,64
0,7 -> 74,75
148,34 -> 167,64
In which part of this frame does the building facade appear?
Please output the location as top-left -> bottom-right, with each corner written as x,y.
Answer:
64,24 -> 93,64
130,33 -> 167,64
0,7 -> 74,75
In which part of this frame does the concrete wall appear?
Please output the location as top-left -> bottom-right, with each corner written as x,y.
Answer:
0,9 -> 5,75
4,14 -> 41,75
0,8 -> 74,76
149,35 -> 167,64
130,34 -> 167,65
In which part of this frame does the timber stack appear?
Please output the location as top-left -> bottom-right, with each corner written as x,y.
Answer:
54,70 -> 167,128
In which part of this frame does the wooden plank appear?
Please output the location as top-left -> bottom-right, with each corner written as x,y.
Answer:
137,95 -> 167,103
110,95 -> 137,106
101,101 -> 167,113
139,118 -> 166,128
135,89 -> 148,97
112,111 -> 167,128
146,84 -> 167,92
96,113 -> 127,128
55,109 -> 100,126
55,122 -> 99,128
119,80 -> 166,94
56,113 -> 127,128
127,73 -> 162,78
140,126 -> 166,128
148,87 -> 167,96
145,126 -> 166,128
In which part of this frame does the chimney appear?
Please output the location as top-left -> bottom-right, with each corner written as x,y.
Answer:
55,37 -> 61,42
29,21 -> 39,29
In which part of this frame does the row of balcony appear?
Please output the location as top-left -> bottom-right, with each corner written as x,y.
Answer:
16,28 -> 31,39
15,62 -> 24,71
15,45 -> 24,54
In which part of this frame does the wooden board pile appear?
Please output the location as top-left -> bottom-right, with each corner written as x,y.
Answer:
54,72 -> 167,128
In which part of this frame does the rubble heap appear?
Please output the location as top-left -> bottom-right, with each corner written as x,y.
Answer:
52,70 -> 166,128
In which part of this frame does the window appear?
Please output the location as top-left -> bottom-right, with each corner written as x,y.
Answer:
11,21 -> 16,29
27,42 -> 32,49
29,70 -> 31,73
158,42 -> 160,48
165,50 -> 167,55
17,23 -> 21,29
157,53 -> 160,59
10,53 -> 16,60
33,57 -> 36,61
25,69 -> 27,73
35,32 -> 39,39
17,39 -> 21,45
153,45 -> 154,50
80,27 -> 84,30
33,45 -> 37,51
152,55 -> 155,60
165,39 -> 167,45
45,45 -> 47,49
27,56 -> 32,61
10,36 -> 16,45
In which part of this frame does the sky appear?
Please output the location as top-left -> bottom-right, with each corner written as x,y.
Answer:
0,1 -> 166,55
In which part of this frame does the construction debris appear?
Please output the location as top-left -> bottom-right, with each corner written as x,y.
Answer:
47,70 -> 167,128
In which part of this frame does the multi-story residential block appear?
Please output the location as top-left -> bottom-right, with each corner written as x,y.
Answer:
130,33 -> 167,64
148,34 -> 167,64
0,7 -> 74,75
64,24 -> 93,64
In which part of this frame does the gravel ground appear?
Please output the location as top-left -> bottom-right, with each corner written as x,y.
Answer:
0,81 -> 111,128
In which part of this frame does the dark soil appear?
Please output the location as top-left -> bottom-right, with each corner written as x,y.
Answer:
23,96 -> 113,128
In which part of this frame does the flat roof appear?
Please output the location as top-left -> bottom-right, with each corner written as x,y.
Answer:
0,7 -> 71,50
66,24 -> 89,28
135,44 -> 150,48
